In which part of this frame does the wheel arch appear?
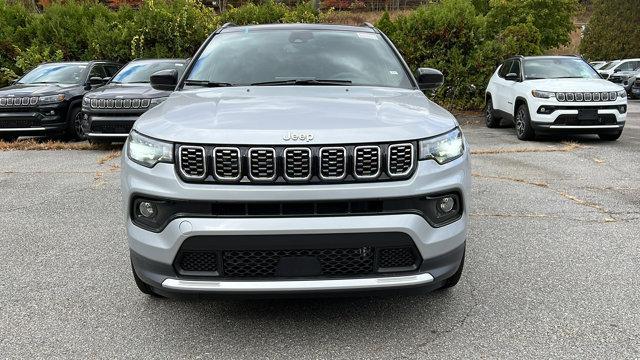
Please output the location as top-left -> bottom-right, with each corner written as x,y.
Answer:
514,96 -> 528,115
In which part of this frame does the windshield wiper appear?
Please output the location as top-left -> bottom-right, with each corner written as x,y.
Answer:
251,79 -> 352,86
555,76 -> 583,79
184,80 -> 237,87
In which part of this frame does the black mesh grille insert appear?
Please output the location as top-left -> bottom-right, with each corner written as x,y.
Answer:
0,118 -> 36,128
179,251 -> 218,273
89,120 -> 134,134
320,147 -> 346,179
354,146 -> 380,178
249,148 -> 276,180
378,247 -> 417,269
284,148 -> 311,180
214,147 -> 241,180
553,114 -> 617,126
388,144 -> 414,176
179,146 -> 206,178
222,247 -> 374,278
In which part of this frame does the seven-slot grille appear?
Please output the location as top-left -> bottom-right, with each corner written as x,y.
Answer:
0,96 -> 38,107
178,146 -> 206,179
556,91 -> 619,102
177,142 -> 416,184
89,97 -> 150,109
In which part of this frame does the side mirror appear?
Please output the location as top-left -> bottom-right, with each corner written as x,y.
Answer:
416,68 -> 444,90
614,68 -> 621,73
89,76 -> 105,86
102,77 -> 111,83
505,72 -> 520,81
10,79 -> 18,85
150,69 -> 178,91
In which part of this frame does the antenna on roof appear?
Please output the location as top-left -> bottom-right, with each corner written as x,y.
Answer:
361,22 -> 375,29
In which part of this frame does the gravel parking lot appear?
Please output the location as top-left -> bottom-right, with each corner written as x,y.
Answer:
1,100 -> 639,359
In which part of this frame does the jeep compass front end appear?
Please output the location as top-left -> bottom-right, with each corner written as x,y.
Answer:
122,24 -> 470,297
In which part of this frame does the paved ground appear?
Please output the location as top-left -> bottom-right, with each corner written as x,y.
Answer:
1,100 -> 639,359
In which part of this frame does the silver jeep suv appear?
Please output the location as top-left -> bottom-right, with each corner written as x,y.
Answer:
122,23 -> 470,297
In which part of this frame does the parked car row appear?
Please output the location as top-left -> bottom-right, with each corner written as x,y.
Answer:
0,58 -> 187,142
486,55 -> 628,141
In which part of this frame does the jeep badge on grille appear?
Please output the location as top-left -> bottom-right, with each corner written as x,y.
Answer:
283,132 -> 314,142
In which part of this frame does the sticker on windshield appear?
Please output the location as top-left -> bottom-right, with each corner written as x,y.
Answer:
389,70 -> 399,75
357,32 -> 377,40
175,63 -> 184,67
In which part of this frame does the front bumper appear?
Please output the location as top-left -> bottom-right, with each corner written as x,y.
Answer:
0,104 -> 67,135
82,109 -> 143,138
529,101 -> 626,134
122,149 -> 471,295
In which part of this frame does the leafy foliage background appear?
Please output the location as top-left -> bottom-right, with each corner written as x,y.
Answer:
0,0 -> 579,109
580,0 -> 640,61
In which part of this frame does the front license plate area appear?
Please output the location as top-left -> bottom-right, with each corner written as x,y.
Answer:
577,109 -> 599,122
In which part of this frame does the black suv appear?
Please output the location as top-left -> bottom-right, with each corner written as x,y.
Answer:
0,61 -> 121,141
82,59 -> 187,144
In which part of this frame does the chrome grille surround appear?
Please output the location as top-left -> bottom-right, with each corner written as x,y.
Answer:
353,145 -> 381,179
319,147 -> 347,180
178,145 -> 207,180
176,143 -> 417,184
555,92 -> 619,102
248,147 -> 277,181
283,147 -> 312,181
213,147 -> 242,181
387,143 -> 415,177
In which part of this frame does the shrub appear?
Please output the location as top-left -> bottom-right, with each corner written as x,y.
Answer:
581,0 -> 640,60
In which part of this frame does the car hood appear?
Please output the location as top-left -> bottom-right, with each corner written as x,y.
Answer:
86,83 -> 170,99
134,86 -> 459,145
0,83 -> 79,97
527,78 -> 624,92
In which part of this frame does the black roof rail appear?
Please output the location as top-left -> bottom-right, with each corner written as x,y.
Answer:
221,22 -> 236,29
361,22 -> 375,29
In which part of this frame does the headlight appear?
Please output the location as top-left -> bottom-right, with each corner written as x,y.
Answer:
531,90 -> 554,99
127,130 -> 173,168
419,128 -> 465,164
38,94 -> 65,104
149,97 -> 168,109
617,90 -> 627,99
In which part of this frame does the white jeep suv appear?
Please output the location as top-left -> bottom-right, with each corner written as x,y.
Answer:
485,56 -> 627,141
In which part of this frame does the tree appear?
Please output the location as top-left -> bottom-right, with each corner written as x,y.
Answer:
485,0 -> 579,50
580,0 -> 640,60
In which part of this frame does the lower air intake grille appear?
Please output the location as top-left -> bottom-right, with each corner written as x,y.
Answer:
388,143 -> 414,176
222,248 -> 374,278
178,146 -> 206,179
378,247 -> 417,269
179,251 -> 218,273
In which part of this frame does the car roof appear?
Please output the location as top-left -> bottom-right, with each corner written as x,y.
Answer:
219,23 -> 376,34
129,58 -> 187,63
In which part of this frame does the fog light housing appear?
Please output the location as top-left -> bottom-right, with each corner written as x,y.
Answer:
437,196 -> 455,213
537,106 -> 555,114
139,201 -> 157,218
619,105 -> 627,114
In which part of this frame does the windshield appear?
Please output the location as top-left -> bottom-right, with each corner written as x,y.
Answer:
600,61 -> 620,70
185,29 -> 413,89
18,64 -> 86,84
523,58 -> 601,80
111,60 -> 186,84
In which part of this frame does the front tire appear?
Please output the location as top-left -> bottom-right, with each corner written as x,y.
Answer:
485,97 -> 500,128
515,104 -> 535,141
598,131 -> 622,141
66,106 -> 86,141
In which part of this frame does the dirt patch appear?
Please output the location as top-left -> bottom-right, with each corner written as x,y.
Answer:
97,150 -> 122,165
0,138 -> 120,151
471,141 -> 584,155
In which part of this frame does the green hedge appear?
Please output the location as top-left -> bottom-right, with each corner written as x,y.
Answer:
0,0 -> 577,109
